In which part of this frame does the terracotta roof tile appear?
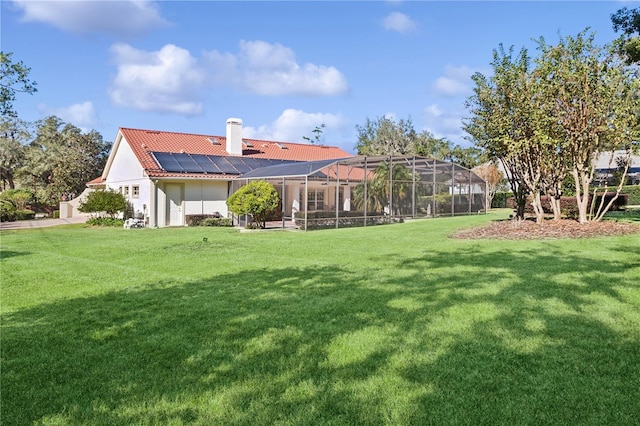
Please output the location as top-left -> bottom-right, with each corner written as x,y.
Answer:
119,127 -> 352,179
86,176 -> 105,186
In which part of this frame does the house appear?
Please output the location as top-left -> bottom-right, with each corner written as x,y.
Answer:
593,150 -> 640,186
94,118 -> 352,227
64,118 -> 486,229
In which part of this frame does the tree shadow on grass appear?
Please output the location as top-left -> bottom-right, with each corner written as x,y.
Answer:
2,246 -> 640,425
0,249 -> 31,260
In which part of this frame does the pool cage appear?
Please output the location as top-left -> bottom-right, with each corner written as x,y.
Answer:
231,155 -> 487,230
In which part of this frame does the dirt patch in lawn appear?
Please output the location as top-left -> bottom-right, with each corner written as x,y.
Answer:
452,219 -> 640,240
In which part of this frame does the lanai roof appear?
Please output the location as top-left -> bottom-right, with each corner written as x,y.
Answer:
239,155 -> 486,185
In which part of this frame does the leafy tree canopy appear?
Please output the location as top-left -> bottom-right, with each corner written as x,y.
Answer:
22,116 -> 110,205
0,52 -> 37,118
227,180 -> 280,229
611,6 -> 640,64
465,29 -> 640,224
78,189 -> 127,218
0,116 -> 30,190
355,116 -> 482,168
303,124 -> 326,144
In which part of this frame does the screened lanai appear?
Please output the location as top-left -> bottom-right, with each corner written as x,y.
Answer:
232,155 -> 487,230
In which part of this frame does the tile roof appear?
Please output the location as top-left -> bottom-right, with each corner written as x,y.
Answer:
87,176 -> 105,186
119,127 -> 353,179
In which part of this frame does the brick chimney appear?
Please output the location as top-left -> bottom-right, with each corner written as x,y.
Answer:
226,118 -> 243,156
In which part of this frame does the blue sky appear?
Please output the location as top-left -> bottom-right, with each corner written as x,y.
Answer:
1,1 -> 634,154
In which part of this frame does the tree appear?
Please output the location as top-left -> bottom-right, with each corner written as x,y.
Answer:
356,116 -> 441,157
464,45 -> 543,222
0,52 -> 37,118
445,144 -> 483,169
355,116 -> 482,170
22,116 -> 111,205
78,189 -> 127,218
0,117 -> 30,190
535,31 -> 640,223
227,180 -> 280,229
303,124 -> 326,144
472,163 -> 503,208
465,31 -> 640,224
611,7 -> 640,64
352,161 -> 413,216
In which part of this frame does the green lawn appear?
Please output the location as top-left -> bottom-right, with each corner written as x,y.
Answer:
2,211 -> 639,425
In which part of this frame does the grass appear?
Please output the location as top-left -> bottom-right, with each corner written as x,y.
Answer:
1,211 -> 639,425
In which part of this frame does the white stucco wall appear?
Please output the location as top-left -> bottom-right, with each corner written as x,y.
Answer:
103,134 -> 234,227
104,136 -> 150,217
184,180 -> 229,216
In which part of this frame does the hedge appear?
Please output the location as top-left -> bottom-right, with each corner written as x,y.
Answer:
507,193 -> 629,219
186,214 -> 221,226
201,217 -> 233,227
293,210 -> 389,230
492,192 -> 511,208
621,185 -> 640,205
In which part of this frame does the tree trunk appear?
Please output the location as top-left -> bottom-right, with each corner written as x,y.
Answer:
573,169 -> 591,224
513,185 -> 527,223
549,196 -> 562,220
531,191 -> 545,224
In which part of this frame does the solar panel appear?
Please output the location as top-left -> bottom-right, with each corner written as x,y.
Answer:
209,157 -> 241,174
235,157 -> 262,171
153,152 -> 183,172
191,154 -> 221,173
153,151 -> 301,176
240,159 -> 340,179
175,153 -> 205,173
224,157 -> 250,174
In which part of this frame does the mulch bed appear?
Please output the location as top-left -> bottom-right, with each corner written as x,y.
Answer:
452,219 -> 640,240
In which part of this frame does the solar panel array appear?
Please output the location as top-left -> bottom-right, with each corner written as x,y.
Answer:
151,152 -> 297,175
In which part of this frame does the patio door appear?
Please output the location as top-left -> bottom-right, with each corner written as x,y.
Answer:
166,183 -> 183,226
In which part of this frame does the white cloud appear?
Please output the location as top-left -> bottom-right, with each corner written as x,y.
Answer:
11,0 -> 169,36
243,109 -> 345,143
382,12 -> 417,34
38,101 -> 98,131
423,104 -> 469,146
383,112 -> 397,121
109,43 -> 205,115
432,65 -> 476,97
204,40 -> 349,96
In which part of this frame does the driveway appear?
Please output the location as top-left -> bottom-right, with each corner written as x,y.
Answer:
0,216 -> 89,230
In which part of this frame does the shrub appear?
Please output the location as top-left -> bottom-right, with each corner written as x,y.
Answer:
79,190 -> 127,218
0,200 -> 16,222
86,217 -> 123,227
201,217 -> 232,227
621,184 -> 640,205
0,189 -> 34,210
507,193 -> 628,219
15,209 -> 35,220
492,192 -> 511,208
227,181 -> 280,229
186,213 -> 221,226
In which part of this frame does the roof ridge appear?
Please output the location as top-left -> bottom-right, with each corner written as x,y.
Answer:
120,127 -> 343,150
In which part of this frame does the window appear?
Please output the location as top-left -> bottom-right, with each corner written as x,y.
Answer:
132,185 -> 140,198
124,186 -> 130,197
118,186 -> 123,195
307,189 -> 324,211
